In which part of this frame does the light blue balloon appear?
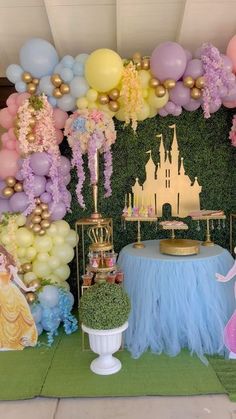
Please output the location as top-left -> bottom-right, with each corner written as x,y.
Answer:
36,322 -> 43,335
15,81 -> 27,93
72,61 -> 84,76
38,285 -> 59,308
41,316 -> 60,332
38,75 -> 53,95
58,67 -> 74,83
61,55 -> 74,68
54,63 -> 63,73
20,38 -> 59,78
31,304 -> 42,323
75,53 -> 89,64
48,96 -> 57,107
6,64 -> 23,83
57,94 -> 76,111
70,76 -> 89,98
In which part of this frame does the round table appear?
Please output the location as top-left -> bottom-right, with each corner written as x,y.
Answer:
118,240 -> 235,360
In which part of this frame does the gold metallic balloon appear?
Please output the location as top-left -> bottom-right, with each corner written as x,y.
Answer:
5,176 -> 16,187
29,222 -> 34,230
22,263 -> 32,273
14,182 -> 23,192
27,83 -> 36,94
29,279 -> 41,290
149,78 -> 160,88
51,74 -> 62,87
141,58 -> 150,70
27,133 -> 35,143
195,76 -> 205,89
18,266 -> 24,275
22,72 -> 32,83
33,206 -> 42,216
32,215 -> 42,224
60,83 -> 70,94
108,100 -> 120,112
132,52 -> 142,63
3,187 -> 14,198
39,229 -> 46,236
98,93 -> 109,105
28,117 -> 36,127
32,78 -> 39,85
41,219 -> 50,229
183,76 -> 195,88
53,88 -> 63,98
26,292 -> 37,304
32,224 -> 41,233
40,203 -> 48,211
191,87 -> 201,100
155,85 -> 166,97
14,127 -> 19,137
35,198 -> 41,205
41,210 -> 50,219
163,79 -> 176,89
108,89 -> 120,101
135,61 -> 142,71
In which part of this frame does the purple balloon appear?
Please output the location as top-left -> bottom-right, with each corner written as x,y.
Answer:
0,198 -> 10,214
172,106 -> 182,116
64,190 -> 72,205
24,175 -> 46,197
150,42 -> 187,82
170,82 -> 190,106
222,82 -> 236,102
46,180 -> 53,193
64,173 -> 71,186
40,192 -> 52,204
218,86 -> 228,98
165,101 -> 176,113
184,49 -> 193,63
183,59 -> 203,79
0,181 -> 8,199
9,192 -> 29,212
194,47 -> 202,59
208,101 -> 222,114
15,170 -> 24,181
221,54 -> 233,72
183,98 -> 201,111
158,108 -> 168,117
30,152 -> 51,176
49,201 -> 67,221
59,156 -> 71,175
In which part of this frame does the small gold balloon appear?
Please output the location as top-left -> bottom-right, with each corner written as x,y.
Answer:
40,203 -> 48,211
41,219 -> 50,229
155,85 -> 166,97
53,88 -> 63,98
141,58 -> 150,70
35,198 -> 41,205
183,76 -> 195,88
60,83 -> 70,94
163,79 -> 176,89
191,87 -> 202,100
27,133 -> 35,143
18,266 -> 24,275
22,263 -> 32,273
98,94 -> 109,105
14,182 -> 23,192
22,72 -> 32,83
5,176 -> 16,187
33,206 -> 42,216
149,78 -> 160,88
32,215 -> 42,224
14,127 -> 19,137
29,222 -> 34,230
29,279 -> 41,290
108,100 -> 120,112
195,76 -> 205,89
41,210 -> 50,219
26,292 -> 37,304
32,78 -> 39,85
135,61 -> 142,71
39,229 -> 46,236
108,89 -> 120,101
28,117 -> 36,127
27,83 -> 36,94
3,187 -> 14,198
51,74 -> 62,87
132,52 -> 142,63
32,224 -> 41,233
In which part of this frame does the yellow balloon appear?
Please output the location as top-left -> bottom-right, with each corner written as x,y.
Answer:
47,274 -> 60,283
16,228 -> 34,248
76,97 -> 88,109
17,248 -> 26,258
34,236 -> 53,253
47,224 -> 58,237
114,106 -> 126,121
137,101 -> 150,121
52,244 -> 74,264
65,230 -> 78,247
60,281 -> 70,291
26,246 -> 37,261
1,233 -> 11,245
142,88 -> 149,99
47,256 -> 61,269
37,252 -> 50,262
86,88 -> 98,102
85,48 -> 123,92
52,236 -> 65,245
147,89 -> 169,109
23,272 -> 37,285
97,103 -> 115,117
32,261 -> 51,278
54,220 -> 70,237
138,70 -> 151,88
149,107 -> 158,118
16,214 -> 27,227
54,264 -> 70,280
87,101 -> 98,110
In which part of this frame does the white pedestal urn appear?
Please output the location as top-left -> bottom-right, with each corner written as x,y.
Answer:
82,321 -> 128,375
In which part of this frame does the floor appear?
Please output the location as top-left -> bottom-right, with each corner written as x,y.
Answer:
0,395 -> 236,419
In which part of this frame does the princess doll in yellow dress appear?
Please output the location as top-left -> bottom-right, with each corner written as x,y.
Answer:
0,245 -> 38,350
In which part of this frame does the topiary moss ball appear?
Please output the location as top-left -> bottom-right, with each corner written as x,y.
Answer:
79,282 -> 131,330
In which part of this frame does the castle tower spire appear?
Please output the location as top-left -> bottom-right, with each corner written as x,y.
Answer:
156,133 -> 165,167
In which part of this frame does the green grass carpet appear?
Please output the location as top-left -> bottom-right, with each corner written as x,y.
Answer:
0,330 -> 234,401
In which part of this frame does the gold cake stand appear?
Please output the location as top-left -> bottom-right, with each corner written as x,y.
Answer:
160,239 -> 200,256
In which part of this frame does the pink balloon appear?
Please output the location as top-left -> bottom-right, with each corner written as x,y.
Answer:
227,34 -> 236,73
53,108 -> 68,129
7,103 -> 18,116
8,127 -> 17,141
55,128 -> 64,145
16,92 -> 30,107
223,100 -> 236,109
0,150 -> 19,179
6,93 -> 18,107
0,108 -> 14,129
5,139 -> 16,151
15,143 -> 21,154
1,132 -> 10,146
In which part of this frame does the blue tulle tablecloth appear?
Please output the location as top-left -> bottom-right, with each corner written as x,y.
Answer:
118,240 -> 235,361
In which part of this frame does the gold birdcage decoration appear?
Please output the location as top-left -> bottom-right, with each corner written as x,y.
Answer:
87,223 -> 113,252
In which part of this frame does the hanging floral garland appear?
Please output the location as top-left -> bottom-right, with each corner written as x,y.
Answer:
120,61 -> 143,131
64,109 -> 116,208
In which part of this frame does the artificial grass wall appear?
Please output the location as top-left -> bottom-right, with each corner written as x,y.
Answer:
61,108 -> 236,294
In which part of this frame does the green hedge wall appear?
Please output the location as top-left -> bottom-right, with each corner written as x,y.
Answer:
62,108 -> 236,295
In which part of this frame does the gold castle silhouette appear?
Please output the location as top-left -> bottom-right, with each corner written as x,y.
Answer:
132,124 -> 202,218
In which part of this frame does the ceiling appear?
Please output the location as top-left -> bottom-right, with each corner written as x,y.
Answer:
0,0 -> 236,77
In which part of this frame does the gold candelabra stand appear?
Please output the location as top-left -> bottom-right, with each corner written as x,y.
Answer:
191,214 -> 226,246
122,216 -> 158,248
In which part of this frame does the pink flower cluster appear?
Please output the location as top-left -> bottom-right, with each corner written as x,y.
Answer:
229,115 -> 236,147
